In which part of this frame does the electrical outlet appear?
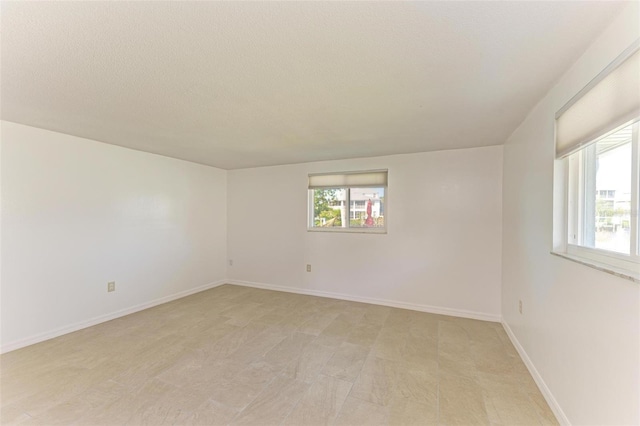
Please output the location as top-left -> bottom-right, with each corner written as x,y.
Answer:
519,300 -> 523,314
108,281 -> 116,292
229,259 -> 233,266
306,264 -> 311,272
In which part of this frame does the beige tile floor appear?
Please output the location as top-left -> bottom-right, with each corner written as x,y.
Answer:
1,285 -> 558,425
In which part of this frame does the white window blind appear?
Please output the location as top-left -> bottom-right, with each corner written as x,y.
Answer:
555,40 -> 640,158
308,170 -> 388,189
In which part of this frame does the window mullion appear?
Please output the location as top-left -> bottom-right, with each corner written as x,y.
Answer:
345,188 -> 350,229
582,145 -> 597,247
567,155 -> 578,245
631,122 -> 639,258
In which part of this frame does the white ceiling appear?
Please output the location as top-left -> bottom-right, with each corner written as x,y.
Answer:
1,1 -> 628,169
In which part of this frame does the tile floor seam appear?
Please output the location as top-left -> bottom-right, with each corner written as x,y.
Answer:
225,371 -> 281,425
276,371 -> 324,426
327,341 -> 372,424
305,343 -> 337,384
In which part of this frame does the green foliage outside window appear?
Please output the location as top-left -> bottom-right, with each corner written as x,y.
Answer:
314,189 -> 342,227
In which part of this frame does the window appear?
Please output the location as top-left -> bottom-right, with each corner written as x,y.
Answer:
308,170 -> 387,232
555,41 -> 639,278
566,123 -> 638,261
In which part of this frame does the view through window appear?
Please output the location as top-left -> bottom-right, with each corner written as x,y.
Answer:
312,187 -> 385,229
593,132 -> 632,253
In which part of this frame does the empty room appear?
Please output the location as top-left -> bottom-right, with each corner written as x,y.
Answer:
1,1 -> 638,425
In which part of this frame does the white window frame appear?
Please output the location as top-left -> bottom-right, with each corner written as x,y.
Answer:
557,120 -> 640,279
307,170 -> 388,234
553,39 -> 640,281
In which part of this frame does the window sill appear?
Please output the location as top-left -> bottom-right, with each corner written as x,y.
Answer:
307,227 -> 387,234
550,251 -> 639,283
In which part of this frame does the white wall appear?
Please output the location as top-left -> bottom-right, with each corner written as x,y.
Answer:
501,4 -> 640,425
0,121 -> 228,352
227,146 -> 503,320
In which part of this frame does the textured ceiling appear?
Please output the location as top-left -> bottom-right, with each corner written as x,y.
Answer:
0,1 -> 629,169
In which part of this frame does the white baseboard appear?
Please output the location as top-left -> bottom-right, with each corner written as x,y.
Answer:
501,320 -> 570,426
0,280 -> 226,354
227,279 -> 501,322
2,277 -> 501,352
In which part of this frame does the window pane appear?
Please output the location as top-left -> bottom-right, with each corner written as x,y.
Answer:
312,188 -> 345,228
349,188 -> 385,228
592,130 -> 632,253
